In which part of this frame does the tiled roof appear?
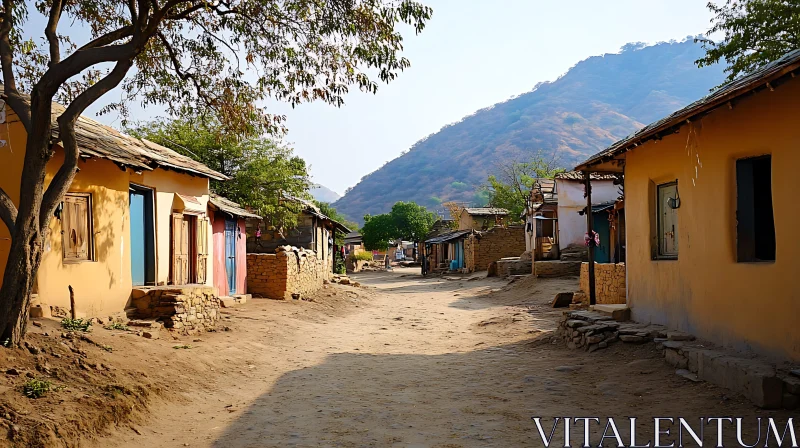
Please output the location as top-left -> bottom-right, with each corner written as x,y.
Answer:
555,171 -> 617,181
6,92 -> 228,180
209,194 -> 262,219
576,49 -> 800,171
464,207 -> 509,216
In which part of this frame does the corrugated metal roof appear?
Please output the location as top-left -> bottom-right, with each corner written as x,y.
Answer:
578,201 -> 616,215
6,92 -> 228,180
464,207 -> 509,216
576,49 -> 800,171
425,230 -> 472,244
209,194 -> 262,219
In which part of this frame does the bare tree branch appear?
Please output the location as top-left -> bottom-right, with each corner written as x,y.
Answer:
39,58 -> 134,226
45,0 -> 64,67
78,26 -> 134,51
0,185 -> 16,234
38,43 -> 135,98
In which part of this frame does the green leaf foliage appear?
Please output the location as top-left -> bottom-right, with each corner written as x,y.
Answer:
360,202 -> 436,250
696,0 -> 800,85
483,153 -> 564,220
128,119 -> 311,230
5,0 -> 433,137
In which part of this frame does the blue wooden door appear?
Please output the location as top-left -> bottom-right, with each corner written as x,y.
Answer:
130,191 -> 146,286
592,213 -> 611,263
225,219 -> 237,294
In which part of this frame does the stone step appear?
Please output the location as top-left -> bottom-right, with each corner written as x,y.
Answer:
219,297 -> 236,308
590,304 -> 630,321
232,293 -> 251,304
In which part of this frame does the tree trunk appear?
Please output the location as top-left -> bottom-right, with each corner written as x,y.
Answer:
0,222 -> 45,345
0,90 -> 54,346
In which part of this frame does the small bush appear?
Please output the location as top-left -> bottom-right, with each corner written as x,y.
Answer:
349,252 -> 373,262
334,257 -> 346,275
23,378 -> 52,399
61,318 -> 91,332
104,322 -> 128,331
172,345 -> 193,350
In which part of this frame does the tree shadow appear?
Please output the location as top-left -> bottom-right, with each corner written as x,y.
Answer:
211,338 -> 787,448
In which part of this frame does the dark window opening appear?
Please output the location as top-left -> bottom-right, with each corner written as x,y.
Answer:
736,155 -> 776,262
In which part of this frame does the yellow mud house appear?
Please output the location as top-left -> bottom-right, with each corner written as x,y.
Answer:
576,50 -> 800,361
0,98 -> 226,319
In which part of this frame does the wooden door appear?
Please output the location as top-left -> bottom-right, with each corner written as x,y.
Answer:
171,212 -> 190,285
196,217 -> 209,284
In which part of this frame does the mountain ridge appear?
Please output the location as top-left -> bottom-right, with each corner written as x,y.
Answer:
333,40 -> 725,223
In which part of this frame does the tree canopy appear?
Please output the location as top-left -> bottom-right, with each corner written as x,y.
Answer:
483,153 -> 564,220
696,0 -> 800,84
360,201 -> 436,250
0,0 -> 432,345
128,118 -> 310,229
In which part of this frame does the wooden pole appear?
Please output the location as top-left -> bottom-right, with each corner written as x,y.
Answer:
68,285 -> 76,319
584,172 -> 596,305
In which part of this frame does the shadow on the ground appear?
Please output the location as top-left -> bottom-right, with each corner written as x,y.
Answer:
211,338 -> 783,448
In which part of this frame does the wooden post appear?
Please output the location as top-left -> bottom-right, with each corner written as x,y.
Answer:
68,285 -> 76,319
584,171 -> 596,305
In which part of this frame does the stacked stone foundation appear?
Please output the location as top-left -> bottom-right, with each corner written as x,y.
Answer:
556,310 -> 800,409
129,286 -> 221,335
248,248 -> 329,300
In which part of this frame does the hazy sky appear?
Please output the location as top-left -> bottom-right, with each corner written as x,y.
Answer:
84,0 -> 715,196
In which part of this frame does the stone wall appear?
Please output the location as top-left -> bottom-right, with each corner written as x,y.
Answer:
580,262 -> 626,304
470,226 -> 526,271
533,260 -> 582,277
496,258 -> 532,277
129,286 -> 221,335
247,248 -> 329,300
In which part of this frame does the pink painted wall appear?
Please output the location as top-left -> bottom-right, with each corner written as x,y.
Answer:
210,213 -> 248,296
211,214 -> 228,296
235,218 -> 247,294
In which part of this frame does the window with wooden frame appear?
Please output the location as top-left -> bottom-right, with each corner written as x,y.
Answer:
655,181 -> 678,259
62,193 -> 93,262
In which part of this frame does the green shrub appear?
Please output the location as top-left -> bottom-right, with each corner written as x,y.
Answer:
104,322 -> 128,331
349,251 -> 373,262
334,257 -> 346,275
173,345 -> 193,350
61,318 -> 91,332
23,378 -> 52,399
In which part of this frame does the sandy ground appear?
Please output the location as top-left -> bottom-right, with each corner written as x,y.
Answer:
66,268 -> 792,448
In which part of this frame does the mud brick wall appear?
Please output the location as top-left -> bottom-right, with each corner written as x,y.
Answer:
129,286 -> 221,334
248,249 -> 329,300
471,226 -> 526,271
580,262 -> 626,304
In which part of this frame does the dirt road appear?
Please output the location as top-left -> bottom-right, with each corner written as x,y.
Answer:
91,269 -> 785,447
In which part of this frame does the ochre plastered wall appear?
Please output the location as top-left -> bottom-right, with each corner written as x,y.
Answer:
0,104 -> 214,318
129,169 -> 212,286
624,76 -> 800,361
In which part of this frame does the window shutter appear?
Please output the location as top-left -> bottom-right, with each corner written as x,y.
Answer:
63,195 -> 90,260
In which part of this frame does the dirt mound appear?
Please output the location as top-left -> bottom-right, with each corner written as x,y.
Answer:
0,327 -> 161,448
